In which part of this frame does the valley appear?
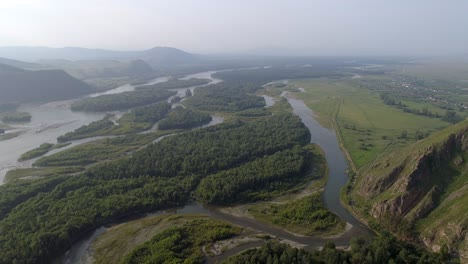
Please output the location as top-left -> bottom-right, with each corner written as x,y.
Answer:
0,61 -> 464,264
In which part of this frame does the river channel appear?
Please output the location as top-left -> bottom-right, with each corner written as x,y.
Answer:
0,69 -> 372,263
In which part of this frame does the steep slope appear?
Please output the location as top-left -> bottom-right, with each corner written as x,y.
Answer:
0,63 -> 94,102
352,120 -> 467,258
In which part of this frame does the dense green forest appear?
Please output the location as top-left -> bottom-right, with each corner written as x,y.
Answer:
87,114 -> 309,179
57,116 -> 114,142
59,102 -> 172,141
224,236 -> 444,264
158,106 -> 212,130
1,111 -> 31,123
235,107 -> 271,117
122,219 -> 241,264
196,146 -> 315,204
121,101 -> 172,124
0,113 -> 311,263
184,82 -> 265,112
136,78 -> 210,90
212,66 -> 345,84
71,89 -> 175,111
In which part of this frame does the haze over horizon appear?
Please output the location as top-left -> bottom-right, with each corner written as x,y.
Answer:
1,0 -> 468,56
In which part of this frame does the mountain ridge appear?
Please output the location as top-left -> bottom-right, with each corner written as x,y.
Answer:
0,46 -> 197,67
0,63 -> 94,102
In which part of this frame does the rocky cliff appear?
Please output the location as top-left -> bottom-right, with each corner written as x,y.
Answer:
353,120 -> 467,259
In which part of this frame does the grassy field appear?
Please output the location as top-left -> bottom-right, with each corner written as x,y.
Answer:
248,193 -> 345,236
291,78 -> 452,169
35,131 -> 176,167
92,214 -> 242,264
4,166 -> 84,182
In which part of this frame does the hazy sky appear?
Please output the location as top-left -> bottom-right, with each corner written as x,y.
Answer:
1,0 -> 467,55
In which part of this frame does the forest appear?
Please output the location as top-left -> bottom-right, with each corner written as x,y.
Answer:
1,111 -> 31,123
158,106 -> 212,130
212,65 -> 345,84
70,89 -> 175,111
59,102 -> 172,141
18,143 -> 55,161
0,113 -> 312,263
224,236 -> 444,264
196,146 -> 314,204
57,115 -> 114,142
184,82 -> 265,112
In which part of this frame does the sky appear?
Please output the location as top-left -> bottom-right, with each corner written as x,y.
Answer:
1,0 -> 468,56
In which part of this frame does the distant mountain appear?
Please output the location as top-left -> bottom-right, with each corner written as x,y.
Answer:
0,63 -> 94,102
38,59 -> 154,79
0,57 -> 44,70
0,46 -> 197,67
141,47 -> 197,66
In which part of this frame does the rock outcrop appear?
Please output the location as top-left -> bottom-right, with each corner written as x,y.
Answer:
353,120 -> 468,259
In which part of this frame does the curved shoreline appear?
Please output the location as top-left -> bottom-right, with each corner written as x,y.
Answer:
57,72 -> 373,263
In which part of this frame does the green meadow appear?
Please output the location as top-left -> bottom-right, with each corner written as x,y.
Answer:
291,78 -> 452,169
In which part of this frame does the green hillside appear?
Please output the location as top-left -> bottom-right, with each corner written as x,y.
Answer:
350,120 -> 467,259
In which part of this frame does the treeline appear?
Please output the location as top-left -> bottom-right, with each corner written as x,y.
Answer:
196,146 -> 313,204
0,114 -> 311,263
118,101 -> 171,125
36,133 -> 167,167
136,78 -> 210,90
213,66 -> 345,84
87,114 -> 310,180
442,110 -> 464,124
1,111 -> 31,123
158,106 -> 212,130
380,93 -> 466,124
18,143 -> 54,161
58,115 -> 114,142
122,219 -> 241,264
71,89 -> 175,111
224,236 -> 444,264
184,82 -> 265,112
59,102 -> 172,141
0,175 -> 192,263
235,108 -> 271,117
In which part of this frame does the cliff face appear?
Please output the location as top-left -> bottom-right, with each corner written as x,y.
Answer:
354,120 -> 468,258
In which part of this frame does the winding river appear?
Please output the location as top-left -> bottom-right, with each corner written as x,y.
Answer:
1,69 -> 372,263
0,70 -> 223,183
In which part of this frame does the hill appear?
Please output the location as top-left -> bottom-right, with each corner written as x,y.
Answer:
0,46 -> 197,67
39,59 -> 154,79
351,120 -> 468,259
0,63 -> 94,102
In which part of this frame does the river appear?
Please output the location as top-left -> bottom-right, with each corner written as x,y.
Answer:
2,69 -> 371,263
59,85 -> 371,264
0,70 -> 226,183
